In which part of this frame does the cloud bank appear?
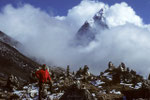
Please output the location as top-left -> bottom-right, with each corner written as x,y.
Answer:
0,0 -> 150,75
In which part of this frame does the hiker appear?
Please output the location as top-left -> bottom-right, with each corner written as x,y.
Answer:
35,64 -> 52,100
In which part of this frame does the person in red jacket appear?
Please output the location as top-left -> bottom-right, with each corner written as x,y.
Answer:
36,64 -> 52,100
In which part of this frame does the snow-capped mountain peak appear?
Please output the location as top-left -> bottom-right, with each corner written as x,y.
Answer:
75,8 -> 108,46
87,9 -> 106,28
93,9 -> 104,21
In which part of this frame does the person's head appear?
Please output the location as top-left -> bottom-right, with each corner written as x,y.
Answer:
42,64 -> 47,70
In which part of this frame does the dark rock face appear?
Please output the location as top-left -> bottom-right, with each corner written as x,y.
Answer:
60,84 -> 95,100
0,41 -> 39,84
76,21 -> 96,46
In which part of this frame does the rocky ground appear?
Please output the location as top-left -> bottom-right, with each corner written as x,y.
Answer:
0,62 -> 150,100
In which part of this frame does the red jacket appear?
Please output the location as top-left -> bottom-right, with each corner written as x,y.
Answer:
35,69 -> 51,83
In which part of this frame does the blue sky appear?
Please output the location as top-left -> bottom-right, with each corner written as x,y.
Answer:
0,0 -> 150,24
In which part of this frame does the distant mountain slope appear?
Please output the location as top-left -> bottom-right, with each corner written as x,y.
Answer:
0,31 -> 19,48
0,40 -> 39,83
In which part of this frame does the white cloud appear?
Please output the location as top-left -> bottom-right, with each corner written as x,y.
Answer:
0,0 -> 150,76
94,24 -> 150,75
105,2 -> 143,27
